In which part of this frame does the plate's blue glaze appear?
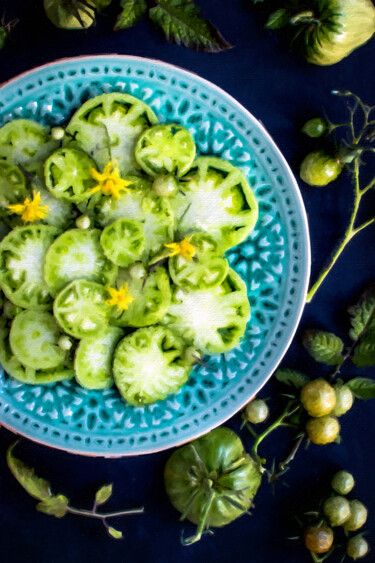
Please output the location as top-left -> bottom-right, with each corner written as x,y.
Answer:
0,56 -> 310,456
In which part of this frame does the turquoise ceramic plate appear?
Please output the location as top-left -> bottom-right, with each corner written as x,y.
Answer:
0,56 -> 310,456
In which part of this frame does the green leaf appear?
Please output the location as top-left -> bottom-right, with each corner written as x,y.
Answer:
95,483 -> 113,505
149,0 -> 232,53
93,0 -> 112,11
36,495 -> 69,518
303,330 -> 344,365
347,377 -> 375,399
114,0 -> 147,31
107,526 -> 123,540
274,369 -> 310,389
352,338 -> 375,367
348,283 -> 375,341
6,443 -> 53,501
265,9 -> 289,30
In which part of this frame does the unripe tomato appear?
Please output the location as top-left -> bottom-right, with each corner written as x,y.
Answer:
323,495 -> 351,526
300,379 -> 336,417
332,384 -> 354,417
306,415 -> 340,445
344,500 -> 368,532
245,399 -> 269,424
346,535 -> 369,560
300,151 -> 342,187
302,118 -> 328,138
331,470 -> 355,495
153,174 -> 179,197
304,524 -> 334,554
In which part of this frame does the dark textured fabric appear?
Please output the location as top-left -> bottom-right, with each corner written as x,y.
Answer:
0,1 -> 374,561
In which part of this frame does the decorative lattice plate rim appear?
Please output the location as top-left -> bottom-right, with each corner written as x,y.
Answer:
0,55 -> 310,457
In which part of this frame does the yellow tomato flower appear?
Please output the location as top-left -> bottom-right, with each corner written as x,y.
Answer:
164,237 -> 196,261
89,161 -> 132,199
8,191 -> 49,223
106,284 -> 134,312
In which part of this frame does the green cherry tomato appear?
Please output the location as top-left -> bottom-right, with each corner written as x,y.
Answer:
164,427 -> 262,544
153,174 -> 180,197
346,535 -> 370,560
301,118 -> 328,138
332,384 -> 354,417
300,151 -> 342,187
300,379 -> 336,417
331,470 -> 355,495
344,500 -> 368,532
304,524 -> 334,554
323,495 -> 351,527
245,399 -> 269,424
306,415 -> 340,445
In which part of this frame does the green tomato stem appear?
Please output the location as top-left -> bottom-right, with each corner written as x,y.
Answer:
183,489 -> 215,546
66,505 -> 144,519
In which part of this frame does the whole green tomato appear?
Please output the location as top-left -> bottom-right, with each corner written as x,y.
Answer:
44,0 -> 96,30
331,470 -> 355,495
300,151 -> 342,187
164,427 -> 262,545
291,0 -> 375,66
346,535 -> 370,559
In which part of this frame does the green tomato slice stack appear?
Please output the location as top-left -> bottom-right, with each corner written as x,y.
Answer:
44,228 -> 118,296
113,326 -> 190,405
135,123 -> 196,177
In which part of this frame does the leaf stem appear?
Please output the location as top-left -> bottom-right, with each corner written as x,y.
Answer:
66,505 -> 144,519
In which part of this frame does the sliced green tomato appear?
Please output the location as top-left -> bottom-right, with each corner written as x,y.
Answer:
0,318 -> 73,385
169,233 -> 229,291
113,326 -> 190,405
109,265 -> 171,328
174,157 -> 258,251
64,93 -> 158,175
0,161 -> 27,216
0,119 -> 58,171
9,310 -> 65,370
100,218 -> 145,267
161,268 -> 250,355
98,177 -> 174,259
74,326 -> 124,390
44,228 -> 117,296
135,124 -> 196,177
37,186 -> 74,230
44,148 -> 97,203
53,279 -> 110,339
0,224 -> 58,309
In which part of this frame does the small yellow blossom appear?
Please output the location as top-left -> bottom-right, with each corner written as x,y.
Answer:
106,284 -> 134,312
8,191 -> 49,223
165,237 -> 196,261
90,161 -> 132,199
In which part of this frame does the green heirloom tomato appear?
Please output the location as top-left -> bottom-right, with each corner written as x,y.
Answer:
0,119 -> 58,172
44,0 -> 96,30
0,318 -> 74,385
135,124 -> 196,177
161,268 -> 250,355
53,279 -> 110,339
64,93 -> 158,175
44,148 -> 98,203
0,224 -> 58,310
172,157 -> 258,251
291,0 -> 375,66
44,228 -> 117,296
300,151 -> 342,186
165,427 -> 262,545
113,326 -> 190,405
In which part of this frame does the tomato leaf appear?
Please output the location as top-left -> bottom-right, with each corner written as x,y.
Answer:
352,339 -> 375,367
303,330 -> 344,365
265,9 -> 289,30
95,483 -> 113,505
114,0 -> 147,31
36,495 -> 69,518
274,368 -> 310,389
348,283 -> 375,341
92,0 -> 112,11
6,443 -> 53,501
107,526 -> 124,540
346,377 -> 375,399
149,0 -> 232,53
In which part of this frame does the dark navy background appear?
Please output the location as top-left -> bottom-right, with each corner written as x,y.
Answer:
0,1 -> 374,562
